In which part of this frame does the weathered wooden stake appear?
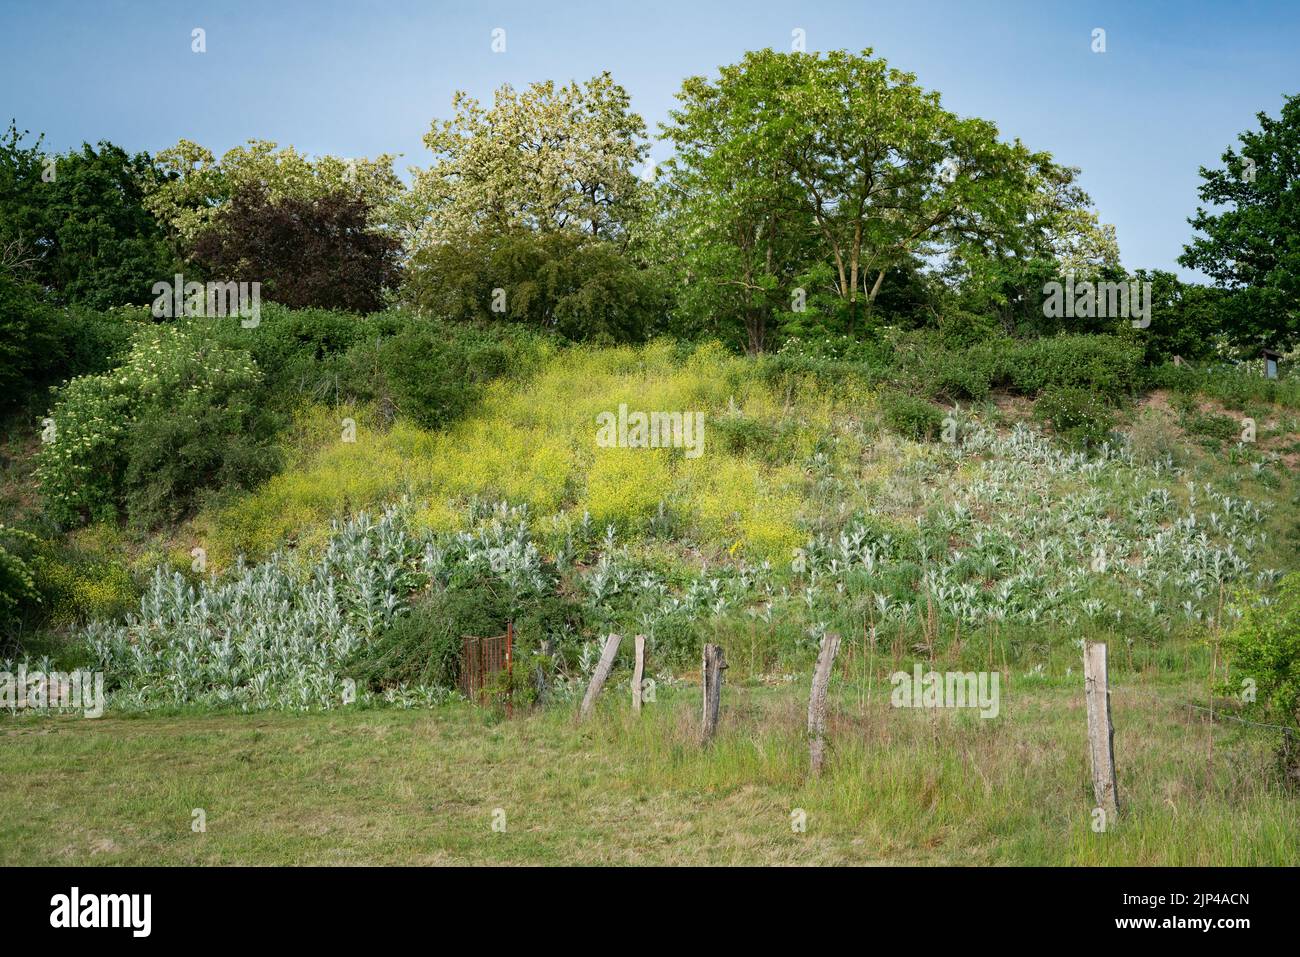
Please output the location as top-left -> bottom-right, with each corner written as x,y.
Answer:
631,634 -> 646,713
504,621 -> 514,717
701,644 -> 726,743
534,639 -> 554,704
808,631 -> 842,775
1083,641 -> 1120,822
579,634 -> 621,720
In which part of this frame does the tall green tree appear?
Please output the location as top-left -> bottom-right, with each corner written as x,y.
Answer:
0,245 -> 66,410
0,122 -> 173,308
945,160 -> 1120,337
1180,94 -> 1300,351
396,73 -> 659,339
658,50 -> 1100,346
1132,270 -> 1227,362
654,52 -> 812,352
395,73 -> 649,251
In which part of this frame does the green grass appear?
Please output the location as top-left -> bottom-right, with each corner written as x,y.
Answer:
4,339 -> 1299,866
2,671 -> 1295,865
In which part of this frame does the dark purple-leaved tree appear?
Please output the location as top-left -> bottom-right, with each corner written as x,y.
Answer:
191,182 -> 400,313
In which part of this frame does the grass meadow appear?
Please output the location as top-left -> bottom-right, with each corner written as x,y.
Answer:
3,661 -> 1295,866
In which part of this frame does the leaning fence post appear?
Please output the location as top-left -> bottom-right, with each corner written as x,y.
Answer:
808,631 -> 842,775
1083,641 -> 1120,824
631,635 -> 646,713
580,634 -> 622,720
701,644 -> 726,743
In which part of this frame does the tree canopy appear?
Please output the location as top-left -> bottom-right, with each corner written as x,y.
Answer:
0,122 -> 173,308
654,49 -> 1117,351
1180,94 -> 1300,351
394,72 -> 649,252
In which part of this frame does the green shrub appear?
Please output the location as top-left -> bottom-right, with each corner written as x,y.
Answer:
879,390 -> 944,441
891,332 -> 1143,405
1222,574 -> 1300,784
36,324 -> 280,528
123,390 -> 282,527
0,270 -> 139,414
1148,361 -> 1300,411
60,306 -> 141,377
891,332 -> 999,401
1182,409 -> 1239,447
340,320 -> 550,430
1034,386 -> 1115,449
1127,406 -> 1184,468
203,304 -> 395,404
34,374 -> 130,525
1000,336 -> 1143,402
712,414 -> 782,458
349,580 -> 580,692
348,586 -> 498,691
935,307 -> 1002,348
0,524 -> 40,640
404,228 -> 667,344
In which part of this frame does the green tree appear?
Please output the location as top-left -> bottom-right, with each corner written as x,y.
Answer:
945,161 -> 1120,337
658,50 -> 1096,346
770,50 -> 1035,325
395,73 -> 649,251
1132,270 -> 1227,362
1180,94 -> 1300,351
145,138 -> 402,254
0,122 -> 174,308
654,52 -> 813,352
0,245 -> 66,410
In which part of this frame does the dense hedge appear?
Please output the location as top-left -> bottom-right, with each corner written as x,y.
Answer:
1147,360 -> 1300,410
891,332 -> 1145,404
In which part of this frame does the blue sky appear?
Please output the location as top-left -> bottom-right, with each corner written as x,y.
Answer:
2,0 -> 1297,278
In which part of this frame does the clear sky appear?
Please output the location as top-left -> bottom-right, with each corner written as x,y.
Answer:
2,0 -> 1297,278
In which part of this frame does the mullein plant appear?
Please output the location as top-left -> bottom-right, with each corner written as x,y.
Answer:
793,422 -> 1274,631
85,507 -> 424,711
56,417 -> 1282,712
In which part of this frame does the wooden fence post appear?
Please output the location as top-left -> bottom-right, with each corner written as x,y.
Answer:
580,634 -> 622,720
701,644 -> 726,743
631,635 -> 646,713
534,639 -> 554,704
505,621 -> 514,717
808,631 -> 842,775
1083,641 -> 1120,823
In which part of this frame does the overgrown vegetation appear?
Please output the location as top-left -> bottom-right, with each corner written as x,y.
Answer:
1222,573 -> 1300,784
2,50 -> 1298,865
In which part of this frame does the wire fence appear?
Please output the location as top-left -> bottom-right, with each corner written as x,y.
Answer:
1111,682 -> 1295,734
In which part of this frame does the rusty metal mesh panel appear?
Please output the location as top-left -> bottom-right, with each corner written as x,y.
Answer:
460,633 -> 510,703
